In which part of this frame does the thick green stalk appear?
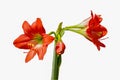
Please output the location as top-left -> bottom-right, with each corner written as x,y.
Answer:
51,40 -> 61,80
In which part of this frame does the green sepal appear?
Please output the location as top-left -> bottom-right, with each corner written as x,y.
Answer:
56,22 -> 63,34
56,22 -> 65,37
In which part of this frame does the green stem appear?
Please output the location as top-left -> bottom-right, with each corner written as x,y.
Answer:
63,27 -> 87,37
64,24 -> 85,29
49,31 -> 57,38
51,40 -> 61,80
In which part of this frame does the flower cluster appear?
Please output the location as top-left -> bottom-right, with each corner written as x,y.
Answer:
13,11 -> 107,63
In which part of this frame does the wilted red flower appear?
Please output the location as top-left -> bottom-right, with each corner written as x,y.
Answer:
80,11 -> 107,50
13,18 -> 54,63
55,41 -> 65,55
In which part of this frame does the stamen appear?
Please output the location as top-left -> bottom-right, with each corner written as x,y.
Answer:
100,37 -> 109,40
23,52 -> 28,54
28,43 -> 35,48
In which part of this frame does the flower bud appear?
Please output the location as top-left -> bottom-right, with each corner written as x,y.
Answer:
55,41 -> 66,55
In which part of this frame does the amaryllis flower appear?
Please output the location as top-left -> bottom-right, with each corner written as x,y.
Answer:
80,11 -> 107,50
13,18 -> 54,63
55,41 -> 65,55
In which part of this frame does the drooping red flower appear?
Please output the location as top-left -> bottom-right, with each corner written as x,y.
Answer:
13,18 -> 54,63
80,11 -> 107,50
55,41 -> 65,55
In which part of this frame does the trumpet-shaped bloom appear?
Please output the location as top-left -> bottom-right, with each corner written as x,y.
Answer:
55,41 -> 65,55
13,18 -> 54,62
80,11 -> 107,50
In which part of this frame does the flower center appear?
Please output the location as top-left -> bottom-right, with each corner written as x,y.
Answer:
33,34 -> 43,44
90,31 -> 103,38
96,32 -> 102,37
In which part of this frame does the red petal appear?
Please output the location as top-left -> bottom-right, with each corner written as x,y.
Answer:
98,41 -> 105,47
96,45 -> 100,51
94,15 -> 102,27
42,34 -> 54,45
89,11 -> 102,28
31,18 -> 46,34
93,39 -> 105,51
22,21 -> 33,37
13,34 -> 31,49
25,49 -> 36,63
91,10 -> 93,17
14,42 -> 29,49
36,45 -> 47,60
100,25 -> 107,36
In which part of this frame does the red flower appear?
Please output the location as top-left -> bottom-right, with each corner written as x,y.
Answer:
13,18 -> 54,63
81,11 -> 107,50
55,41 -> 65,55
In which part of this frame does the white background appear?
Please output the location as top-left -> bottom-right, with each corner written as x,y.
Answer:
0,0 -> 119,80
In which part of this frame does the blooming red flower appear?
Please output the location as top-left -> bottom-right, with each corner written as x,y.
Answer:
80,11 -> 107,50
13,18 -> 54,63
55,41 -> 65,55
